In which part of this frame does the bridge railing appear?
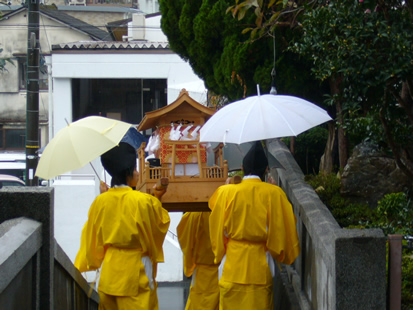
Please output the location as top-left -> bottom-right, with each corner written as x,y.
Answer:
0,187 -> 99,310
267,139 -> 387,310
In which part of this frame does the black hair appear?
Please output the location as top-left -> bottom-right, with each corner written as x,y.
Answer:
243,165 -> 267,181
101,142 -> 137,186
110,165 -> 136,187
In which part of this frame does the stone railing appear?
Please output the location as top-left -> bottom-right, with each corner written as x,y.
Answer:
267,139 -> 387,310
0,187 -> 99,310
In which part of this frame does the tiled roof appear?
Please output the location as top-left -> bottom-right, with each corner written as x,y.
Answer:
52,41 -> 169,50
40,7 -> 111,41
0,6 -> 111,41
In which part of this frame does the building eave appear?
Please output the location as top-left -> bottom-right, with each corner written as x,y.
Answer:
51,41 -> 170,51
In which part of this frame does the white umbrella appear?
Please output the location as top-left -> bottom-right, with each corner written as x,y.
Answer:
200,92 -> 332,144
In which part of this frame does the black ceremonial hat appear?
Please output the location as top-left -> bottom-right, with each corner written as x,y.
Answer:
242,141 -> 268,173
101,142 -> 136,177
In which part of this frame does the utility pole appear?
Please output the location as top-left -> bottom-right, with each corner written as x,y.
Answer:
25,0 -> 40,186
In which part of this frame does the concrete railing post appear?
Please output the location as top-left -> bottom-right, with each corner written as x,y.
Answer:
388,234 -> 402,310
0,187 -> 54,310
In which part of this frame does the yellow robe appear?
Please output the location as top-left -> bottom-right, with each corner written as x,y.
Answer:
209,177 -> 300,310
75,187 -> 170,310
177,212 -> 219,310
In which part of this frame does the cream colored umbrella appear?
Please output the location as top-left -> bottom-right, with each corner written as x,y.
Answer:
35,116 -> 132,180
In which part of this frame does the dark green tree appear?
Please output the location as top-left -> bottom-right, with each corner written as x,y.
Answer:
228,0 -> 413,180
291,0 -> 413,180
159,0 -> 327,104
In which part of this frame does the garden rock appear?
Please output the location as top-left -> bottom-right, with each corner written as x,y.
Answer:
341,143 -> 412,207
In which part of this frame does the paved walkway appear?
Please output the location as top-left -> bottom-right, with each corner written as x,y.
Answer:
158,281 -> 190,310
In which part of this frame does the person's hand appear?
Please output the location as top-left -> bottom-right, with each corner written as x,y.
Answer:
100,180 -> 109,194
152,177 -> 169,200
153,184 -> 167,200
267,175 -> 277,185
226,175 -> 242,184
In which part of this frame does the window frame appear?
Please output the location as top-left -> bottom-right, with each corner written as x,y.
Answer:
0,127 -> 28,150
17,56 -> 49,91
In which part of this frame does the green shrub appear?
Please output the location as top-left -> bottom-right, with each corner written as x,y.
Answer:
375,192 -> 413,236
305,173 -> 341,204
305,173 -> 370,227
402,255 -> 413,307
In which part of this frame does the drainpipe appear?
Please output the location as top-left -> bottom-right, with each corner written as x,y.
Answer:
388,234 -> 402,310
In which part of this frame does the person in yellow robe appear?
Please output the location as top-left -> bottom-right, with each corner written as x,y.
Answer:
209,141 -> 300,310
177,212 -> 219,310
75,142 -> 170,310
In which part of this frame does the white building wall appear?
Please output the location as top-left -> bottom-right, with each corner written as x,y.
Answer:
144,14 -> 166,42
137,0 -> 159,14
52,78 -> 73,135
157,212 -> 183,282
53,178 -> 99,263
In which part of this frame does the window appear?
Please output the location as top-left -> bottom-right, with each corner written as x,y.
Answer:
18,56 -> 48,90
72,78 -> 167,124
0,128 -> 26,150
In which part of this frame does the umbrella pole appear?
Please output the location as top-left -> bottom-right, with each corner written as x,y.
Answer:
89,162 -> 101,181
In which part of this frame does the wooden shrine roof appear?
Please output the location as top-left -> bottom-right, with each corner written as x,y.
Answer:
137,89 -> 215,131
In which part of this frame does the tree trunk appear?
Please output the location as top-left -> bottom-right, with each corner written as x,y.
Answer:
406,0 -> 413,21
330,75 -> 348,170
381,85 -> 413,182
319,122 -> 335,175
336,101 -> 349,170
290,136 -> 296,156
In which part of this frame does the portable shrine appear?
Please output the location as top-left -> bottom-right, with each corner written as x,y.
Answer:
136,89 -> 228,212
